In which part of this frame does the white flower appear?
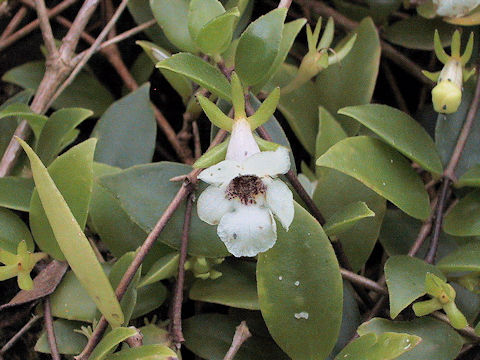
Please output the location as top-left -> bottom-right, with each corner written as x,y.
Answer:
197,120 -> 294,257
433,0 -> 480,17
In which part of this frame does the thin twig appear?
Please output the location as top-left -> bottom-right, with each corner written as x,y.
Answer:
382,61 -> 409,115
0,0 -> 79,51
75,130 -> 227,360
94,19 -> 157,52
408,196 -> 438,257
223,321 -> 252,360
35,0 -> 58,57
43,297 -> 60,360
278,0 -> 293,9
0,315 -> 42,357
192,120 -> 202,159
340,268 -> 388,295
0,6 -> 28,41
170,193 -> 194,348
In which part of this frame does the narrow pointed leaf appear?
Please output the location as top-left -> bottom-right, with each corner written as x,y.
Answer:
461,32 -> 475,65
193,139 -> 229,169
450,30 -> 461,58
318,17 -> 335,50
138,252 -> 179,287
248,88 -> 280,130
317,136 -> 430,220
339,104 -> 443,175
18,138 -> 124,328
197,95 -> 233,131
157,53 -> 231,100
434,30 -> 450,64
324,201 -> 375,237
0,103 -> 48,140
90,327 -> 138,360
231,72 -> 246,119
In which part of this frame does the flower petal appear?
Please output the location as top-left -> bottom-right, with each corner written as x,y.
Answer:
217,205 -> 277,257
198,160 -> 242,186
266,179 -> 294,230
197,185 -> 233,225
241,147 -> 290,177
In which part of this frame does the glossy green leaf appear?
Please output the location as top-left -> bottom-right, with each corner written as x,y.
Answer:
315,18 -> 380,135
339,104 -> 443,175
0,177 -> 33,211
188,0 -> 225,40
235,9 -> 287,86
18,139 -> 124,327
2,61 -> 113,116
190,260 -> 258,310
150,0 -> 196,52
127,52 -> 153,93
437,242 -> 480,272
313,167 -> 385,271
107,344 -> 178,359
92,84 -> 156,169
0,103 -> 48,140
195,8 -> 240,55
35,319 -> 88,355
257,202 -> 342,360
384,255 -> 446,318
156,53 -> 231,100
324,201 -> 375,237
435,81 -> 480,178
90,327 -> 138,360
327,282 -> 362,359
183,313 -> 289,360
316,136 -> 430,220
127,0 -> 172,47
99,162 -> 229,257
316,106 -> 347,158
457,164 -> 480,187
131,282 -> 167,319
443,190 -> 480,236
358,317 -> 463,360
138,252 -> 179,287
89,163 -> 173,271
334,332 -> 420,360
136,41 -> 193,103
107,252 -> 141,326
36,108 -> 93,166
29,140 -> 95,260
138,323 -> 170,346
384,16 -> 454,50
0,208 -> 34,253
253,18 -> 306,92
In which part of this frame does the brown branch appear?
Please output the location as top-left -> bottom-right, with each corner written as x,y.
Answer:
0,6 -> 28,41
43,297 -> 60,360
340,268 -> 388,295
223,321 -> 252,360
431,312 -> 480,342
382,61 -> 409,115
75,129 -> 227,360
169,193 -> 194,348
0,314 -> 42,357
35,0 -> 58,57
311,1 -> 432,86
278,0 -> 293,9
192,120 -> 202,159
0,0 -> 79,51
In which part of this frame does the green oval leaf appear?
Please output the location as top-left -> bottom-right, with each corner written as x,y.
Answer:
358,317 -> 463,360
2,61 -> 113,117
189,260 -> 258,310
149,0 -> 197,52
316,136 -> 430,220
188,0 -> 225,41
183,313 -> 289,360
384,255 -> 446,319
99,162 -> 229,258
29,140 -> 95,260
457,164 -> 480,187
443,190 -> 480,236
0,208 -> 34,252
334,332 -> 420,360
35,319 -> 88,355
437,242 -> 480,272
107,344 -> 178,359
315,18 -> 380,135
92,84 -> 156,169
90,327 -> 138,360
0,176 -> 33,211
131,282 -> 167,319
324,201 -> 375,237
0,103 -> 48,140
339,104 -> 443,175
156,53 -> 231,100
18,139 -> 124,328
235,8 -> 287,86
36,108 -> 93,166
138,252 -> 179,288
195,8 -> 240,55
257,202 -> 343,360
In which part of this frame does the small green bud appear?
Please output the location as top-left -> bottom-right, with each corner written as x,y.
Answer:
185,256 -> 224,280
432,80 -> 462,114
413,298 -> 443,316
443,301 -> 468,329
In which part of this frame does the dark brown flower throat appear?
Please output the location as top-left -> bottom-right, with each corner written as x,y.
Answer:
225,175 -> 266,205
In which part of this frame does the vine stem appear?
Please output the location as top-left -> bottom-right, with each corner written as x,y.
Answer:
43,297 -> 60,360
169,193 -> 194,348
278,0 -> 293,9
75,129 -> 228,360
223,322 -> 251,360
